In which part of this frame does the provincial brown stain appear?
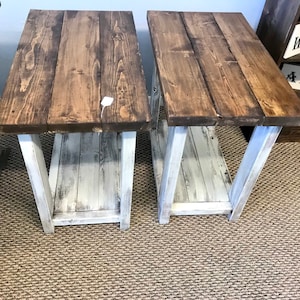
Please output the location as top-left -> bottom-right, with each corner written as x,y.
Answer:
0,10 -> 150,134
147,11 -> 300,126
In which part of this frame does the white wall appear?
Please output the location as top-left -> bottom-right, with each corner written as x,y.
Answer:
0,0 -> 266,93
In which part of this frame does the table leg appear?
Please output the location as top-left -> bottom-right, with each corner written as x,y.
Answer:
150,65 -> 162,129
119,131 -> 137,230
18,134 -> 54,233
158,126 -> 188,224
229,126 -> 282,221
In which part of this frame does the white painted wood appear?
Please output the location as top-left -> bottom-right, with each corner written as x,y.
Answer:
49,133 -> 62,198
158,126 -> 188,224
119,131 -> 137,230
151,120 -> 189,202
50,132 -> 120,218
53,133 -> 81,213
98,132 -> 120,211
18,134 -> 54,233
26,130 -> 135,231
229,125 -> 282,221
180,127 -> 211,203
171,202 -> 232,215
189,126 -> 231,202
150,65 -> 162,129
53,210 -> 120,226
151,122 -> 233,220
76,132 -> 101,211
150,121 -> 166,193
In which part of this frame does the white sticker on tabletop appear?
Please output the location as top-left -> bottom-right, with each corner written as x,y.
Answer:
101,96 -> 114,118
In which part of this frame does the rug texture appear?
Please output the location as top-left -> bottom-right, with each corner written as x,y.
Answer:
0,127 -> 299,299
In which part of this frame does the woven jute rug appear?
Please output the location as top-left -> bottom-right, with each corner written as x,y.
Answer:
0,127 -> 299,299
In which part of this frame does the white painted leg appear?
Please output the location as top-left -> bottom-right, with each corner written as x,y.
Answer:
229,126 -> 282,221
119,131 -> 137,230
18,134 -> 54,233
158,126 -> 188,224
150,65 -> 162,129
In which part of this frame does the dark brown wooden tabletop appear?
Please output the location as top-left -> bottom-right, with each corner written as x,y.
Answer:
147,11 -> 300,127
0,10 -> 150,134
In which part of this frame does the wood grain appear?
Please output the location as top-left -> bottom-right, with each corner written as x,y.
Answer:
214,13 -> 300,125
182,12 -> 264,125
0,10 -> 63,133
0,10 -> 150,134
51,132 -> 120,217
229,125 -> 282,221
48,11 -> 101,132
99,11 -> 150,131
54,133 -> 81,213
150,121 -> 232,219
147,11 -> 217,126
18,134 -> 55,233
147,11 -> 300,127
255,0 -> 300,142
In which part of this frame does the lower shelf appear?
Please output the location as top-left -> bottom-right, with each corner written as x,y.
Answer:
49,132 -> 121,226
151,121 -> 233,216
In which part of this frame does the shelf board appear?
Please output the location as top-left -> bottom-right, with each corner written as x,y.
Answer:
49,132 -> 121,226
151,121 -> 233,216
282,54 -> 300,63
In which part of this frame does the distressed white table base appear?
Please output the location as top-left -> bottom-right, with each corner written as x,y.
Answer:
151,121 -> 282,224
150,64 -> 282,224
18,131 -> 136,233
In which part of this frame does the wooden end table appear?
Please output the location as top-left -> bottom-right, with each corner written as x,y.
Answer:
147,11 -> 300,224
0,10 -> 150,233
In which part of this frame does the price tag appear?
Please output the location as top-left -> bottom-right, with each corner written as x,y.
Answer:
100,96 -> 114,118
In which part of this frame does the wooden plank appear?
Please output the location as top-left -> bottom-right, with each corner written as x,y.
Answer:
0,10 -> 63,133
151,121 -> 233,218
0,10 -> 150,134
150,65 -> 162,129
53,210 -> 120,226
53,133 -> 81,213
171,202 -> 232,216
147,11 -> 217,126
151,121 -> 232,204
277,126 -> 300,142
229,126 -> 282,221
18,134 -> 54,233
98,132 -> 120,211
49,134 -> 62,198
48,11 -> 101,132
188,126 -> 231,202
151,120 -> 189,203
180,127 -> 208,203
182,12 -> 264,126
99,11 -> 150,131
50,132 -> 120,214
120,131 -> 136,230
150,121 -> 168,194
158,126 -> 188,224
214,13 -> 300,126
76,133 -> 101,211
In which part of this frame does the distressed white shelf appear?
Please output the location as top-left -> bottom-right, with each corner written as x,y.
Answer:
151,120 -> 233,216
49,132 -> 121,226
